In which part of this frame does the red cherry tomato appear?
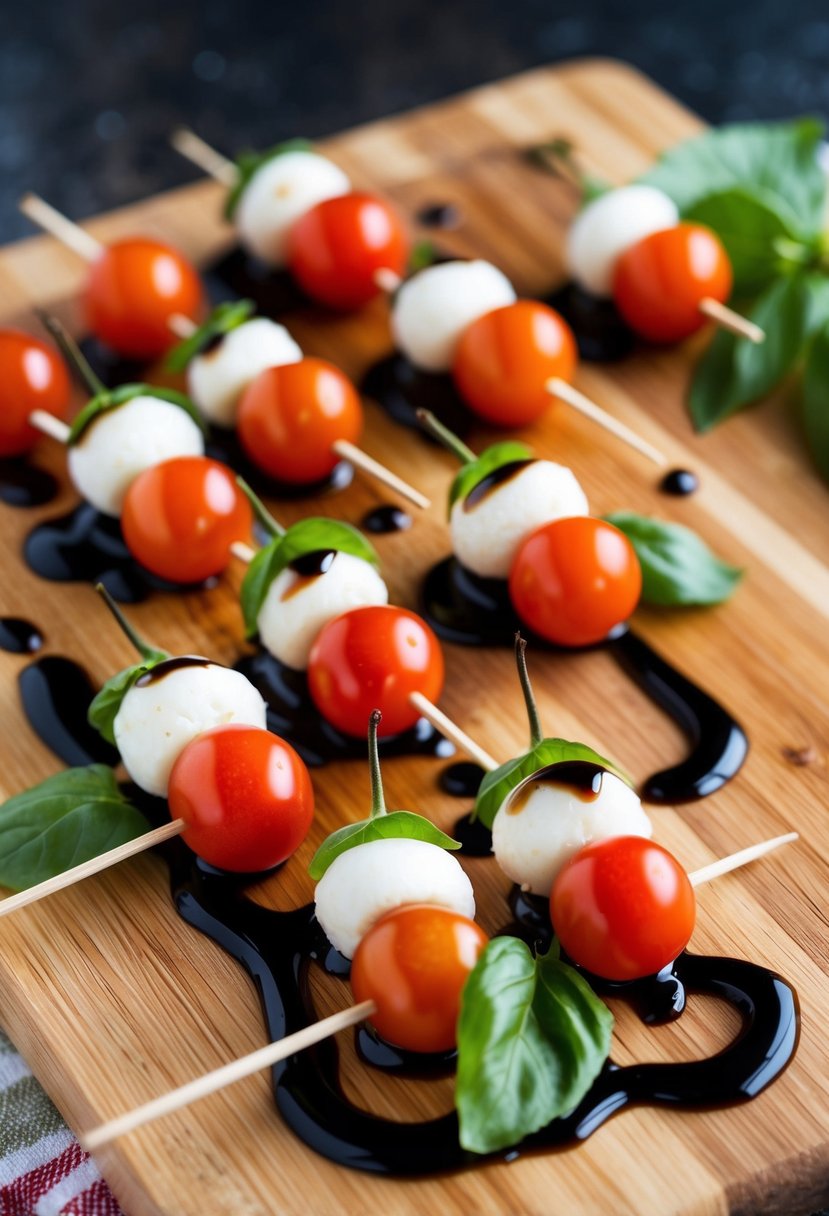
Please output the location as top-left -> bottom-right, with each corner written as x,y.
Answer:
613,223 -> 733,344
85,237 -> 204,359
551,836 -> 696,981
121,455 -> 252,583
509,516 -> 641,647
453,300 -> 578,426
236,358 -> 363,484
307,605 -> 444,738
286,192 -> 409,310
168,724 -> 314,872
351,904 -> 488,1052
0,330 -> 71,457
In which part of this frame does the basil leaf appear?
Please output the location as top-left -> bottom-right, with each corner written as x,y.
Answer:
640,118 -> 827,237
689,273 -> 829,432
0,765 -> 151,892
164,299 -> 256,372
605,512 -> 743,606
68,384 -> 207,445
239,518 -> 380,639
448,443 -> 534,517
802,321 -> 829,484
88,650 -> 168,745
456,937 -> 613,1154
225,138 -> 314,219
308,810 -> 460,880
408,240 -> 438,275
474,739 -> 627,830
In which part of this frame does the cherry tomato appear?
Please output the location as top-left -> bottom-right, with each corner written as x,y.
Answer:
0,330 -> 71,457
236,358 -> 363,484
286,192 -> 409,310
551,835 -> 696,981
168,724 -> 314,872
121,455 -> 252,583
307,605 -> 444,738
85,237 -> 204,359
351,904 -> 488,1052
453,300 -> 578,426
613,223 -> 733,344
509,516 -> 641,647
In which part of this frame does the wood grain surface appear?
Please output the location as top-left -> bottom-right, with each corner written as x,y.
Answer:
1,58 -> 828,1216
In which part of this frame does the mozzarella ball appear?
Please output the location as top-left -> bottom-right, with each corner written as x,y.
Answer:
67,396 -> 204,517
235,151 -> 350,267
492,764 -> 652,896
114,660 -> 267,797
451,459 -> 588,579
315,837 -> 475,959
187,318 -> 302,427
566,186 -> 679,297
391,260 -> 516,372
258,551 -> 388,671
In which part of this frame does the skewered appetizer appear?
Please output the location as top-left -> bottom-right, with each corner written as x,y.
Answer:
0,329 -> 71,458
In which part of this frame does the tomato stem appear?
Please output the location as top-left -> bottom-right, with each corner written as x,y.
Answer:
525,138 -> 607,202
514,633 -> 543,749
368,709 -> 387,819
95,582 -> 161,661
416,409 -> 476,466
235,477 -> 286,538
36,309 -> 106,397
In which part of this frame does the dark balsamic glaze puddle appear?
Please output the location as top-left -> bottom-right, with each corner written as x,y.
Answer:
0,618 -> 43,654
205,426 -> 354,501
0,459 -> 60,508
361,354 -> 475,438
661,468 -> 700,497
421,555 -> 748,804
361,505 -> 412,534
545,282 -> 636,363
440,761 -> 485,799
76,337 -> 146,392
233,649 -> 454,768
18,656 -> 118,767
203,245 -> 310,318
416,202 -> 463,229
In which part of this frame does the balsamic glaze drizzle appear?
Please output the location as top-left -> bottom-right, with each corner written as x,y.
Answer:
361,354 -> 475,437
18,656 -> 118,768
545,282 -> 636,363
361,505 -> 412,534
0,618 -> 43,654
0,459 -> 60,508
415,202 -> 463,229
660,468 -> 700,497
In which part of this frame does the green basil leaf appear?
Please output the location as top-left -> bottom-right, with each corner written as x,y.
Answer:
639,118 -> 827,237
473,739 -> 627,830
456,937 -> 613,1154
689,273 -> 829,432
239,518 -> 380,639
685,188 -> 813,295
88,650 -> 168,745
308,810 -> 460,880
163,299 -> 256,372
68,384 -> 207,445
225,138 -> 314,219
0,765 -> 152,892
408,240 -> 438,275
604,512 -> 743,606
448,443 -> 534,517
802,321 -> 829,484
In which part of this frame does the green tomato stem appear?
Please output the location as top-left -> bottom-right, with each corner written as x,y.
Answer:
235,477 -> 286,538
515,633 -> 544,749
95,583 -> 161,662
36,310 -> 106,397
368,709 -> 387,819
415,409 -> 477,466
526,138 -> 608,202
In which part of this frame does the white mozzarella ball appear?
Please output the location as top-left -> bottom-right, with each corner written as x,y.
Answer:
314,837 -> 475,959
565,186 -> 679,297
67,396 -> 204,517
450,459 -> 588,579
258,551 -> 388,671
187,318 -> 302,427
391,260 -> 516,372
235,151 -> 351,267
492,765 -> 652,896
114,660 -> 267,797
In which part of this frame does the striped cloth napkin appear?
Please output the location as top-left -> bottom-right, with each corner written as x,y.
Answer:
0,1030 -> 122,1216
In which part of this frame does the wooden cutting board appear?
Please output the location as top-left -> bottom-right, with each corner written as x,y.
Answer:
1,58 -> 828,1216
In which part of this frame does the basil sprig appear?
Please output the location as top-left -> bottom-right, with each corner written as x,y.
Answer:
225,137 -> 313,218
415,410 -> 533,518
308,710 -> 460,879
604,512 -> 743,607
456,936 -> 613,1154
0,765 -> 151,892
87,586 -> 169,744
164,299 -> 256,372
473,637 -> 628,829
68,384 -> 206,445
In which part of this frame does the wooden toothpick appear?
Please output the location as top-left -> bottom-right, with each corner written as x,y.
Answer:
688,832 -> 798,887
330,439 -> 431,510
546,376 -> 668,467
230,540 -> 258,564
167,312 -> 198,339
170,128 -> 239,188
28,410 -> 71,445
19,193 -> 104,263
699,298 -> 765,344
407,692 -> 498,771
374,267 -> 403,293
